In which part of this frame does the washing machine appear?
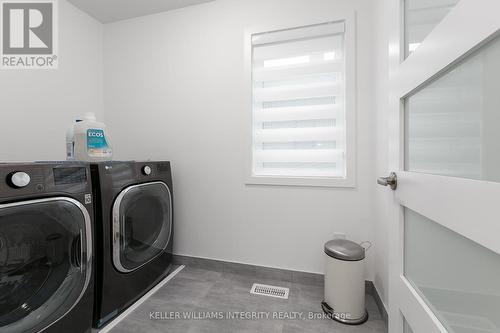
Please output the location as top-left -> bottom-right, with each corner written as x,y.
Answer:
0,162 -> 94,333
91,161 -> 173,328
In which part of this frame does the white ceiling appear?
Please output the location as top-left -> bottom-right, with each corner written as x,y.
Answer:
67,0 -> 215,23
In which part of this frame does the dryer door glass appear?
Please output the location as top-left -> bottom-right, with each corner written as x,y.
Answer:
113,182 -> 172,273
0,198 -> 92,333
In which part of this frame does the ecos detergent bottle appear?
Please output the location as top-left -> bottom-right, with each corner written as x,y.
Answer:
74,112 -> 113,162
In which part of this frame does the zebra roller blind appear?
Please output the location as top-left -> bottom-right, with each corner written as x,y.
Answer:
251,21 -> 346,178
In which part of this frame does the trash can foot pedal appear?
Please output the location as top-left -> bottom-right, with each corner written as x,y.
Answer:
321,301 -> 369,325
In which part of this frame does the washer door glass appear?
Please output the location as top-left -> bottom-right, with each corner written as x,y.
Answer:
113,182 -> 172,273
0,198 -> 92,333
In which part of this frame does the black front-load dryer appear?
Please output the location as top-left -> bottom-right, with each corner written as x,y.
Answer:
0,162 -> 94,333
91,161 -> 173,328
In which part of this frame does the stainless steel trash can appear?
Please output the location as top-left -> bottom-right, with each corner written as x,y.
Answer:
322,239 -> 368,325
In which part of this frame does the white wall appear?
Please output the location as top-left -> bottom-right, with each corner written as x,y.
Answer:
104,0 -> 376,275
0,0 -> 103,162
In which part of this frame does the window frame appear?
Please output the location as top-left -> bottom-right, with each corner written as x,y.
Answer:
244,12 -> 357,188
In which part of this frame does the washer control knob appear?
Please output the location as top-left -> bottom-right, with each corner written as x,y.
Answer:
8,172 -> 31,188
142,166 -> 152,175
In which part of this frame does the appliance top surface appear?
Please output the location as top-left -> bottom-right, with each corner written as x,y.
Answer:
0,161 -> 89,165
0,160 -> 169,164
91,160 -> 170,165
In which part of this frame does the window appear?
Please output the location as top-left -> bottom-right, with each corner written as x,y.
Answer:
247,19 -> 355,187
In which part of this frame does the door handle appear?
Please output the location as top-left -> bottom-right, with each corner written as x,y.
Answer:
70,231 -> 83,272
377,172 -> 397,190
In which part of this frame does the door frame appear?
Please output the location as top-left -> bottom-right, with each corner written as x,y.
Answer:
386,0 -> 500,332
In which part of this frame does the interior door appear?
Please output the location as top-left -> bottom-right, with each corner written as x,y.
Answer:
382,0 -> 500,332
0,197 -> 92,333
112,181 -> 172,273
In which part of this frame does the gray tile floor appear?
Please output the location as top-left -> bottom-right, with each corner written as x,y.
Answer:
109,266 -> 387,333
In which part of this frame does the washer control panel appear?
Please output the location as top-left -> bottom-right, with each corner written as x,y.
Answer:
0,164 -> 91,196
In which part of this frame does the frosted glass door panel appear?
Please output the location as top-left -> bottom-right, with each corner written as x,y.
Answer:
404,0 -> 459,56
404,209 -> 500,333
405,35 -> 500,182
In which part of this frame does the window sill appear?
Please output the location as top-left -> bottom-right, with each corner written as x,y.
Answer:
245,176 -> 356,188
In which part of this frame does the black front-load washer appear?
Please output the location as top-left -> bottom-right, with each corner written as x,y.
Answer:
91,161 -> 173,328
0,162 -> 94,333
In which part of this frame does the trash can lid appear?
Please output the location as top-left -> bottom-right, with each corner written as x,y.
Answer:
324,239 -> 365,261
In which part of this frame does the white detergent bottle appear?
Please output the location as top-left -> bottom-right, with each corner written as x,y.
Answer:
74,112 -> 113,162
66,118 -> 82,160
